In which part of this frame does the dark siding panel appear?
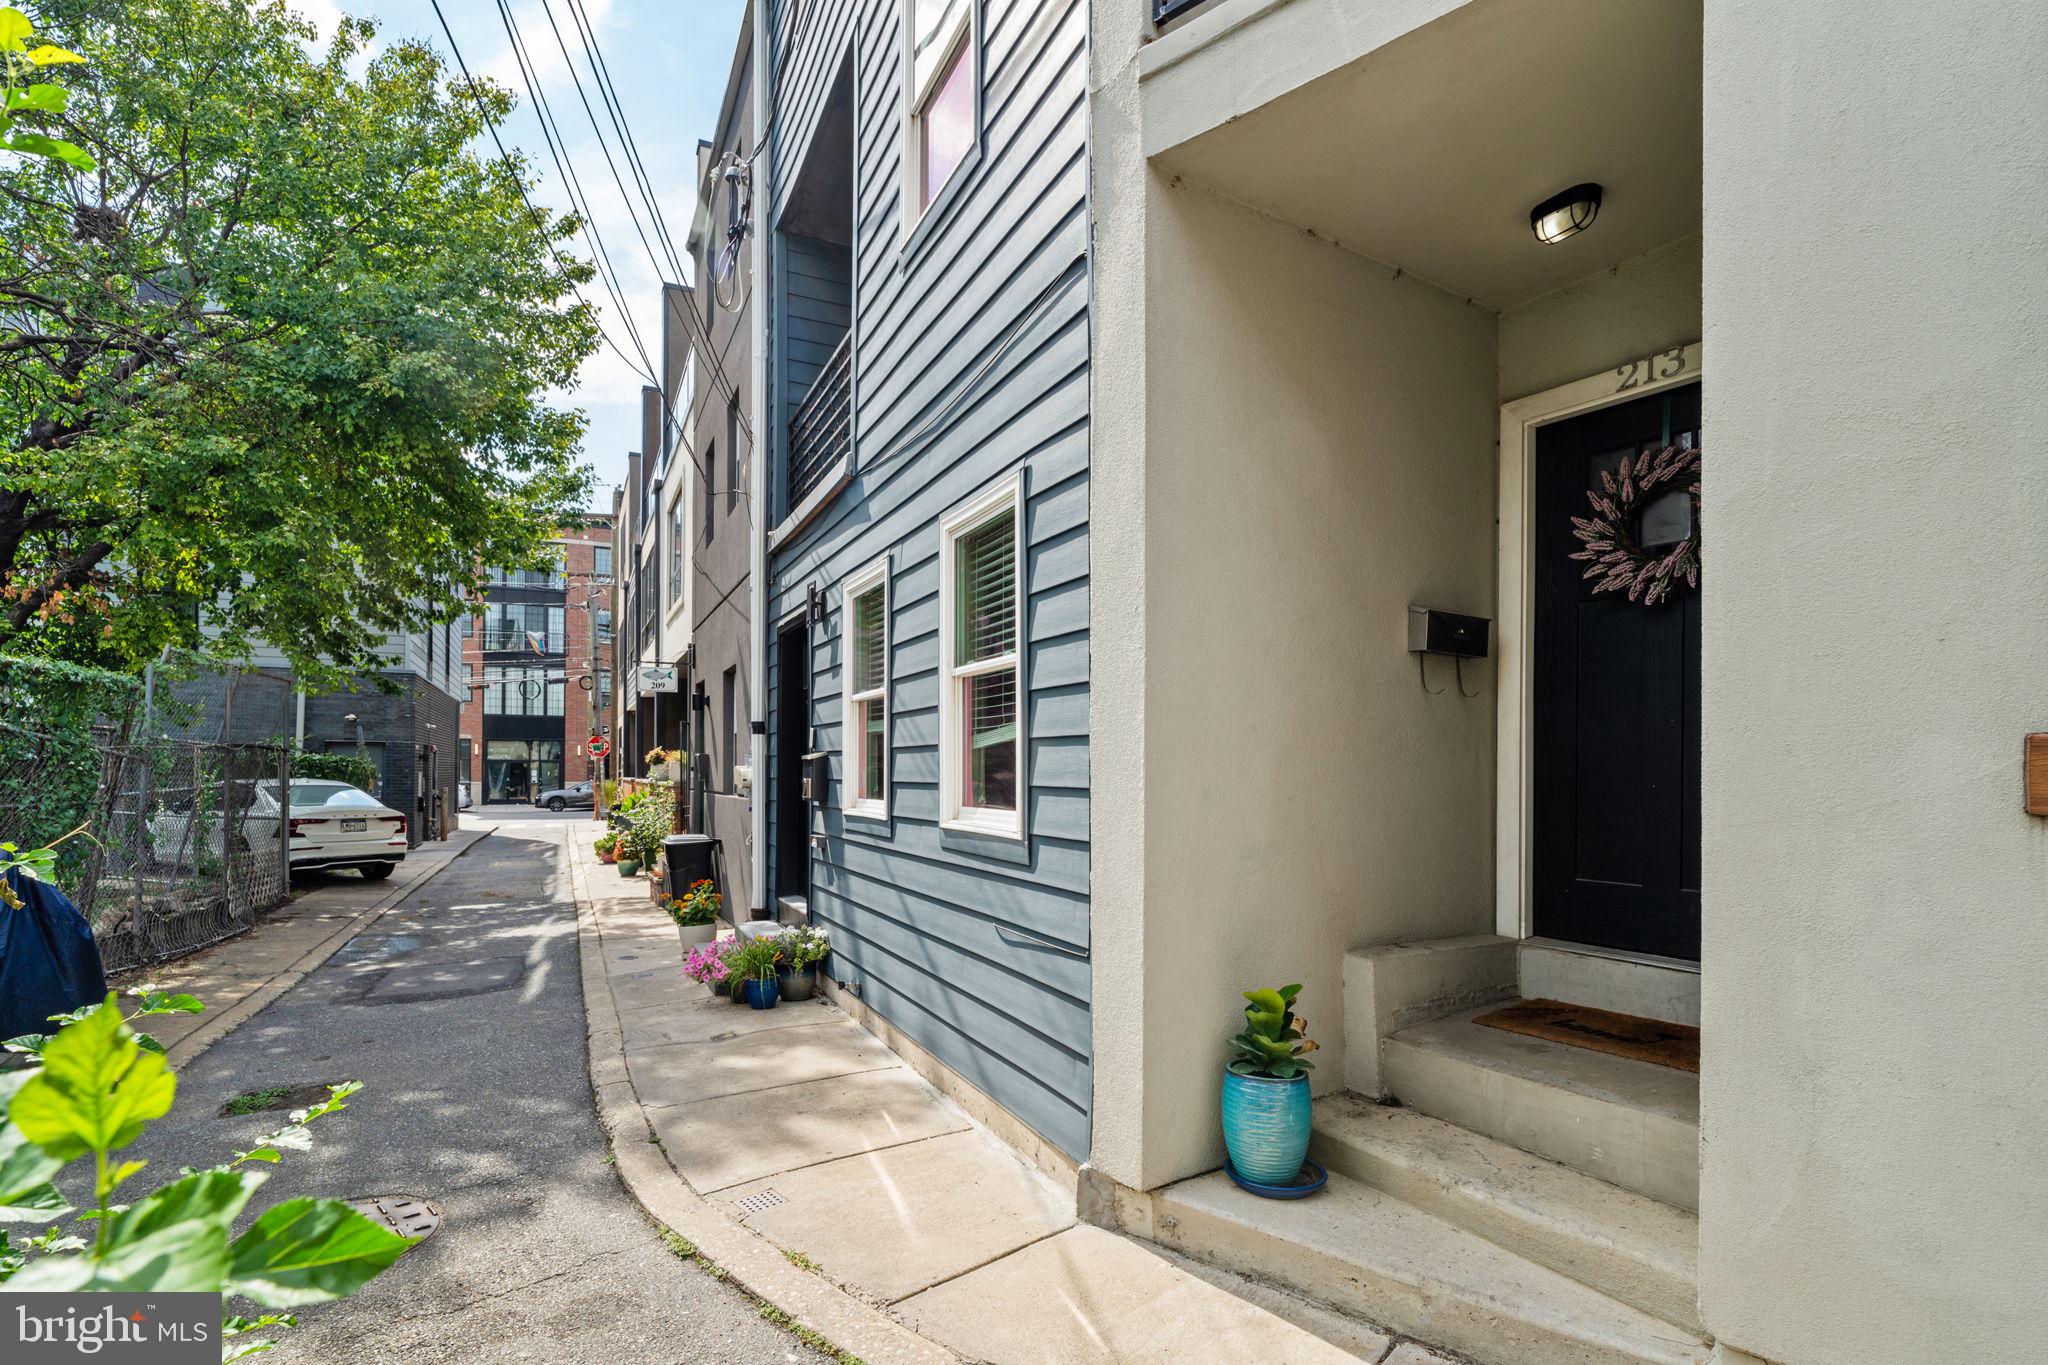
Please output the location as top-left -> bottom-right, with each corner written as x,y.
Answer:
765,0 -> 1091,1161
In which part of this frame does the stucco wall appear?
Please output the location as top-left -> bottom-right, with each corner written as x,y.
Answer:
1698,3 -> 2048,1362
1101,177 -> 1498,1188
1498,234 -> 1700,401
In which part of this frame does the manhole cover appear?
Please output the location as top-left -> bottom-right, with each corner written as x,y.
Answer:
350,1195 -> 443,1242
733,1189 -> 785,1216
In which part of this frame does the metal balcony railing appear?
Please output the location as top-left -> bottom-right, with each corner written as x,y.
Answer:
481,629 -> 561,654
787,332 -> 852,510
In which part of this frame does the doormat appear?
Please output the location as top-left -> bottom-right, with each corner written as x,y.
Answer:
1473,999 -> 1699,1073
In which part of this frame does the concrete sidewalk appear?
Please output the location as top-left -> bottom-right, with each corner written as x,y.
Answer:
116,821 -> 493,1066
567,831 -> 1453,1364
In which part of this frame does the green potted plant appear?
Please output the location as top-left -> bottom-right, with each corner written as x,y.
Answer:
728,938 -> 781,1010
666,879 -> 721,950
1222,984 -> 1321,1194
774,924 -> 830,1001
594,832 -> 619,865
617,782 -> 674,879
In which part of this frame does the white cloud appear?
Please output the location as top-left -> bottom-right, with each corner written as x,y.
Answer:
288,0 -> 345,47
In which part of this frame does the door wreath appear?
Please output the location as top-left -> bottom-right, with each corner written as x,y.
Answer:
1568,443 -> 1700,606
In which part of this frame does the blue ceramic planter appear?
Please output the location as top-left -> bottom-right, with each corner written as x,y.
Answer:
1221,1067 -> 1311,1185
741,977 -> 780,1010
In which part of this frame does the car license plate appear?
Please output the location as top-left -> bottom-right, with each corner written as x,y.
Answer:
341,818 -> 366,832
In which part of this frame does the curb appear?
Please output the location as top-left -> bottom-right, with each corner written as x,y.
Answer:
564,827 -> 958,1365
164,828 -> 494,1070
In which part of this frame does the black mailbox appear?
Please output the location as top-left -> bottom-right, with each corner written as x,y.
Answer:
801,750 -> 831,803
1407,606 -> 1490,659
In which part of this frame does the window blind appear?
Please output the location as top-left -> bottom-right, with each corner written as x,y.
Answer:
955,512 -> 1015,666
853,586 -> 886,694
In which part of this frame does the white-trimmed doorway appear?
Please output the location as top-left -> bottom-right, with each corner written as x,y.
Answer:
1494,341 -> 1703,947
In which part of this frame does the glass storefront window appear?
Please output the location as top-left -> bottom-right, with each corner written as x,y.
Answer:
484,738 -> 564,804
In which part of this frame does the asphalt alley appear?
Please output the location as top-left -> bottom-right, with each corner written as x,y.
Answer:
121,817 -> 817,1364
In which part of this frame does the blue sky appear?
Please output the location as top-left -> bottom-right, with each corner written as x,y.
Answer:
296,0 -> 749,511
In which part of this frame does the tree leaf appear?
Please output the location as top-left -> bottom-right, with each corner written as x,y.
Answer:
0,1180 -> 70,1224
3,83 -> 65,114
24,44 -> 86,65
226,1198 -> 414,1307
0,9 -> 31,52
135,993 -> 205,1016
1,129 -> 95,171
10,996 -> 176,1162
102,1168 -> 263,1256
8,1209 -> 229,1292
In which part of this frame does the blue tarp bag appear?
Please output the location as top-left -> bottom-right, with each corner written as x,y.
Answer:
0,868 -> 109,1041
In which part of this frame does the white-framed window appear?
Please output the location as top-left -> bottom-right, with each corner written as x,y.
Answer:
841,557 -> 890,819
669,501 -> 685,604
937,473 -> 1024,838
903,0 -> 975,227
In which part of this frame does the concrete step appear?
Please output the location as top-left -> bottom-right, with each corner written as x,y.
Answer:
1144,1170 -> 1710,1365
1312,1092 -> 1701,1333
1379,1006 -> 1699,1211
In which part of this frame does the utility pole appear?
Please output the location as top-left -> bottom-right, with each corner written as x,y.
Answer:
581,569 -> 613,820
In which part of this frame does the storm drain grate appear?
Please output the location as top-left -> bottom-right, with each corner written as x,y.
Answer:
350,1195 -> 444,1242
733,1189 -> 785,1217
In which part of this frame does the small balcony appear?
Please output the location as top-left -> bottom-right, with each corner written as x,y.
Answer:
481,629 -> 562,655
786,330 -> 851,510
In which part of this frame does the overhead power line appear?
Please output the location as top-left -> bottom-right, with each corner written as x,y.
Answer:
535,0 -> 752,442
426,0 -> 656,387
490,0 -> 658,383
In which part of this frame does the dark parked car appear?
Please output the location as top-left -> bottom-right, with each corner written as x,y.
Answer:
535,781 -> 594,812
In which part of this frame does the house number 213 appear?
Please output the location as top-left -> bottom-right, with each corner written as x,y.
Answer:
1614,346 -> 1689,392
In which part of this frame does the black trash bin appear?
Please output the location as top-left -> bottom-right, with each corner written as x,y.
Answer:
662,834 -> 718,906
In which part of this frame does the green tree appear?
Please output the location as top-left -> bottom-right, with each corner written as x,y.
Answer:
0,0 -> 597,683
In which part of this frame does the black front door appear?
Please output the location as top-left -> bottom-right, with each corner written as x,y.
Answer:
774,621 -> 811,906
1532,382 -> 1701,961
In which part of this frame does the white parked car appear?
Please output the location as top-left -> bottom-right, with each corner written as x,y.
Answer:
458,781 -> 473,810
278,780 -> 408,879
147,778 -> 405,879
146,781 -> 280,867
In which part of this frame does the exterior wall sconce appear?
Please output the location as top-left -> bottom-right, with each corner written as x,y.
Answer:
1530,183 -> 1602,244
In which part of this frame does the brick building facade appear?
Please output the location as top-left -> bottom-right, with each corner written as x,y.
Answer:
458,518 -> 616,804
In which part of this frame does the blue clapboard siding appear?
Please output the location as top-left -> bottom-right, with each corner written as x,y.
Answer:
779,234 -> 851,408
763,0 -> 1091,1159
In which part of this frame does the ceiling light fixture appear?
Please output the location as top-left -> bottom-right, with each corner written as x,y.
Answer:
1530,183 -> 1602,245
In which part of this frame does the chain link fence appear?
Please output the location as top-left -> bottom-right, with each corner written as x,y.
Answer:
0,719 -> 292,974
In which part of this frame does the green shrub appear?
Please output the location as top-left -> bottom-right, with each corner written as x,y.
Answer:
0,655 -> 142,885
620,781 -> 676,865
287,746 -> 378,793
